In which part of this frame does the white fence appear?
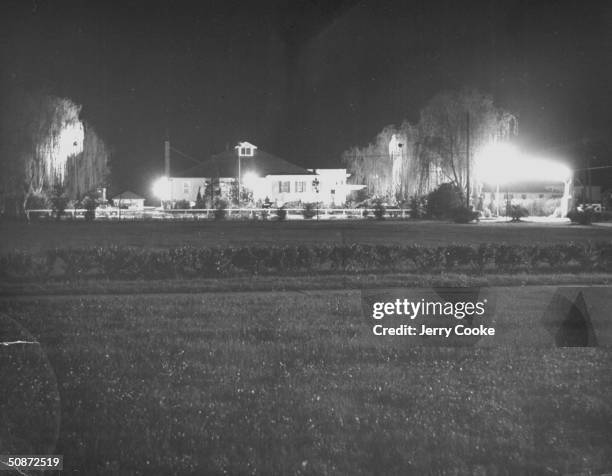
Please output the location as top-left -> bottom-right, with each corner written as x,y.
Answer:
25,207 -> 411,221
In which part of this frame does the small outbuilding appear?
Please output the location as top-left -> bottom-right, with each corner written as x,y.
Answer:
112,191 -> 145,210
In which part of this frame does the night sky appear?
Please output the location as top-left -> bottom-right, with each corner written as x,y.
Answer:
2,0 -> 611,196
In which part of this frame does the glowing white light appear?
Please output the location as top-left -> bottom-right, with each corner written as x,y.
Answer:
153,176 -> 171,200
475,143 -> 571,184
242,172 -> 259,190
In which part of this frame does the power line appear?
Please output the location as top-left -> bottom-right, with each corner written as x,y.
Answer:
170,146 -> 205,165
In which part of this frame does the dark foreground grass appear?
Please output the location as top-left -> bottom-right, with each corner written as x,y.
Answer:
1,290 -> 611,475
2,271 -> 612,296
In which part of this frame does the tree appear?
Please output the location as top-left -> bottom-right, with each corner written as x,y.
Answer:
49,182 -> 69,220
228,180 -> 240,206
341,89 -> 517,205
341,125 -> 397,199
417,89 -> 517,200
0,88 -> 110,216
195,187 -> 206,209
204,178 -> 220,207
426,183 -> 464,219
82,196 -> 97,221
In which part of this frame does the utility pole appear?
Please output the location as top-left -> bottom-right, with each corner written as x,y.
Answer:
164,140 -> 170,176
466,112 -> 470,208
237,150 -> 241,206
588,156 -> 593,204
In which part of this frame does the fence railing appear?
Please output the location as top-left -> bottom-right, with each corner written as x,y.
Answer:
25,207 -> 411,221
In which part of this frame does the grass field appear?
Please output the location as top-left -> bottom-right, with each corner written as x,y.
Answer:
2,289 -> 611,475
2,220 -> 611,474
1,219 -> 612,253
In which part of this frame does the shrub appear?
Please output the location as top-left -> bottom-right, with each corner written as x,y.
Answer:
452,206 -> 479,223
5,242 -> 612,282
426,183 -> 464,219
276,206 -> 287,221
195,191 -> 206,209
174,199 -> 191,210
302,203 -> 317,219
567,207 -> 594,225
409,196 -> 426,219
213,199 -> 228,220
509,205 -> 529,222
49,183 -> 69,220
83,196 -> 97,221
373,200 -> 386,220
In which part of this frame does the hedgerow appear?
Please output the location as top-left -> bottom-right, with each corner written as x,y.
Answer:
1,242 -> 611,281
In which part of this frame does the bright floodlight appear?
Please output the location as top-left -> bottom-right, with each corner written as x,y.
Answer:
475,143 -> 571,184
152,176 -> 170,200
242,171 -> 259,190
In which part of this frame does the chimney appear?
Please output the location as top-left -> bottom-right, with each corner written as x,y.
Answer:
164,140 -> 170,176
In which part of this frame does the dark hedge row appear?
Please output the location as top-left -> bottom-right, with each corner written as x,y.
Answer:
2,242 -> 612,281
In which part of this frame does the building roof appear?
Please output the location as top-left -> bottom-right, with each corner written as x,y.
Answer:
174,148 -> 314,178
234,141 -> 258,151
112,191 -> 144,200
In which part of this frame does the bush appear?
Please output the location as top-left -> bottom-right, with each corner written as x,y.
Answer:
409,196 -> 426,219
174,199 -> 191,210
3,242 -> 612,281
195,192 -> 206,209
426,183 -> 464,219
452,206 -> 479,223
302,203 -> 317,219
82,196 -> 97,221
567,207 -> 594,225
49,183 -> 69,220
213,199 -> 228,220
276,206 -> 287,221
373,200 -> 386,220
509,205 -> 529,222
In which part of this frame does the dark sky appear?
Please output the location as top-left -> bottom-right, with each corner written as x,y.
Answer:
1,0 -> 611,195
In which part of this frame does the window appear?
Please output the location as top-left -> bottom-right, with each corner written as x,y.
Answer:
240,147 -> 253,157
539,194 -> 545,199
183,181 -> 190,195
521,194 -> 527,199
295,181 -> 305,193
278,181 -> 290,193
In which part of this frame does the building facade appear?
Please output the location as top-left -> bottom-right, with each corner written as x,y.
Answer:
161,142 -> 362,207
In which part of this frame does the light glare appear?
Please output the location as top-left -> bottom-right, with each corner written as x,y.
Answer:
475,143 -> 571,184
242,171 -> 259,190
153,176 -> 170,200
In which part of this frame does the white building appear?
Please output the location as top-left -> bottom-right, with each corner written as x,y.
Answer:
479,181 -> 572,217
160,141 -> 363,207
111,191 -> 145,210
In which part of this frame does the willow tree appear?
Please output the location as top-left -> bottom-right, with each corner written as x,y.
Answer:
0,89 -> 110,215
64,124 -> 111,199
341,125 -> 397,199
417,89 -> 518,200
341,89 -> 517,204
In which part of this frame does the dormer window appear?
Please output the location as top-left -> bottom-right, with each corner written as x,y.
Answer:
235,141 -> 258,157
